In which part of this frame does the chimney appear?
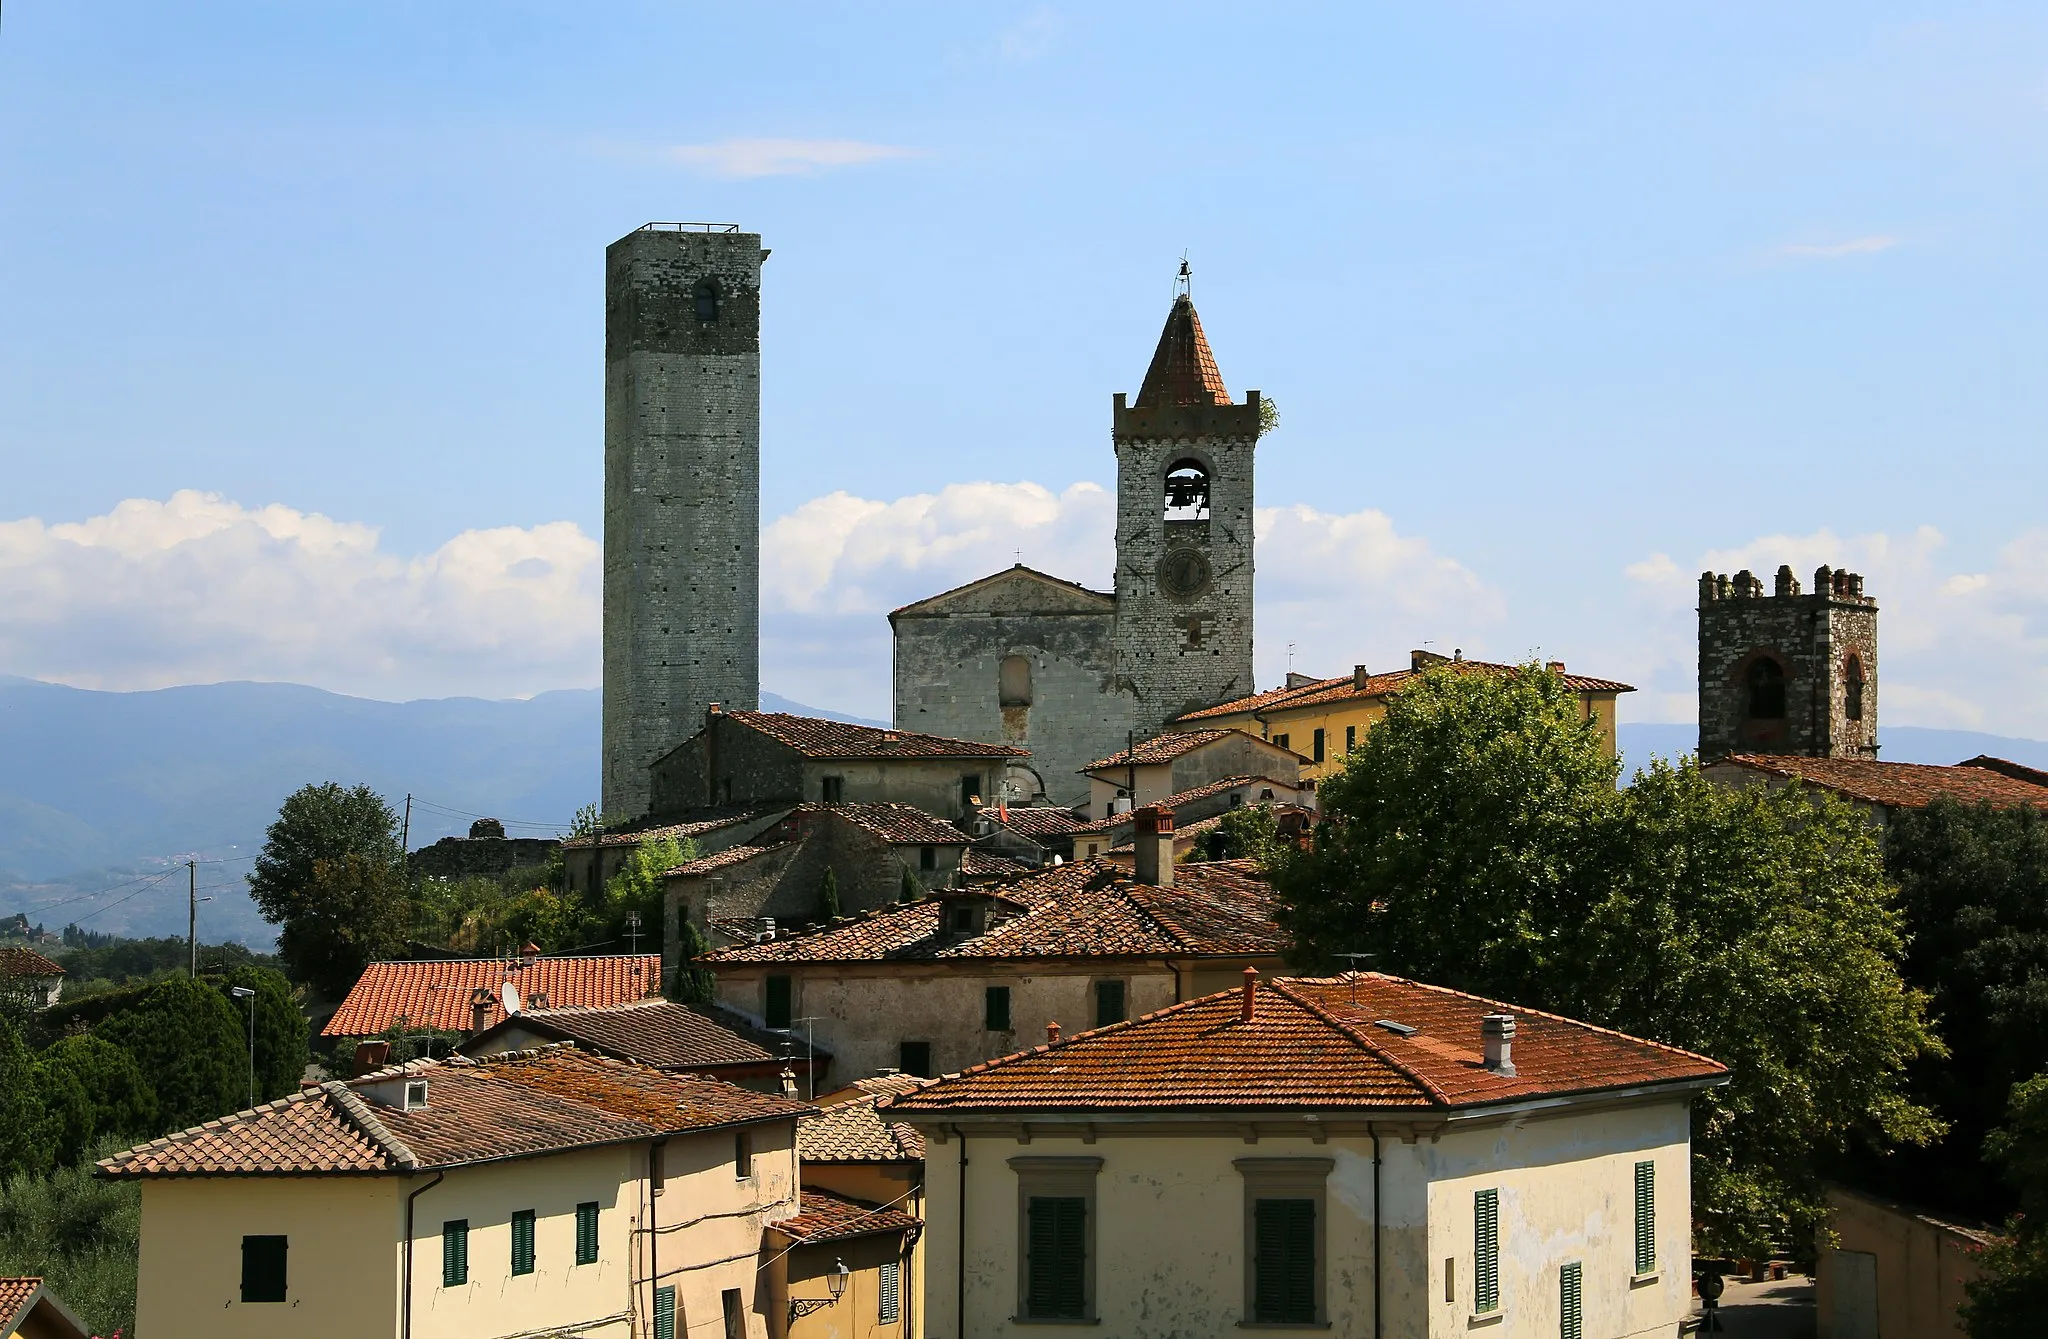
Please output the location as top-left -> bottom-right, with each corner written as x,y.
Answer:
1133,806 -> 1175,888
352,1040 -> 391,1077
1353,664 -> 1370,691
780,1065 -> 799,1099
1046,1020 -> 1061,1045
1241,965 -> 1258,1021
469,986 -> 494,1037
520,942 -> 540,966
1481,1014 -> 1517,1076
1546,661 -> 1565,674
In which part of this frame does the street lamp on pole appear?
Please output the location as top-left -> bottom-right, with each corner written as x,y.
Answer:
229,986 -> 257,1109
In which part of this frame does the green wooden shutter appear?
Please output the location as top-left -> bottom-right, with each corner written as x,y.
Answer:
442,1220 -> 468,1287
765,974 -> 793,1029
1253,1198 -> 1318,1323
654,1284 -> 677,1339
576,1201 -> 599,1265
986,985 -> 1012,1032
1634,1161 -> 1656,1274
511,1209 -> 536,1275
879,1259 -> 901,1323
1027,1195 -> 1087,1318
1560,1261 -> 1583,1339
1474,1189 -> 1500,1313
240,1235 -> 288,1303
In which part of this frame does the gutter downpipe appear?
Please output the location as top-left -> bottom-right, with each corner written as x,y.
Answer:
1370,1125 -> 1383,1339
402,1170 -> 445,1339
957,1126 -> 969,1339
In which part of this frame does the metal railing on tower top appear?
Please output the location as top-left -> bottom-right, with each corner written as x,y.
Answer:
637,222 -> 741,233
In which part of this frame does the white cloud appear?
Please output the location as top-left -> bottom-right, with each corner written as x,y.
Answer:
1621,525 -> 2048,734
1775,234 -> 1902,260
0,491 -> 598,700
662,137 -> 923,180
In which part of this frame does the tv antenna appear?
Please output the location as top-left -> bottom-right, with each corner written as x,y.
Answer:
625,911 -> 643,956
1334,953 -> 1378,1005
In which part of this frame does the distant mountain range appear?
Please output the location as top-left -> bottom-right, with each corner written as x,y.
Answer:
0,679 -> 880,944
3,674 -> 2040,947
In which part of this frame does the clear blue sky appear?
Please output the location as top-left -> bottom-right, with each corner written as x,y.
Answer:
3,2 -> 2045,729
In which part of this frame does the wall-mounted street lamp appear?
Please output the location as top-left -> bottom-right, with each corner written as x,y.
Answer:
788,1259 -> 851,1324
229,986 -> 256,1108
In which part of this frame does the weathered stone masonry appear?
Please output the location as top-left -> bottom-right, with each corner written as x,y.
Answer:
602,225 -> 765,817
1697,563 -> 1878,763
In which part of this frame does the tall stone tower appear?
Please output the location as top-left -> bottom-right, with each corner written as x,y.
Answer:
1697,564 -> 1878,763
1111,287 -> 1261,728
602,224 -> 765,818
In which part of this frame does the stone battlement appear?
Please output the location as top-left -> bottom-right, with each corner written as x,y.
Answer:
1699,564 -> 1875,605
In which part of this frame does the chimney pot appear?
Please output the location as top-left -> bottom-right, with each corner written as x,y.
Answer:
1133,806 -> 1176,887
1482,1013 -> 1517,1076
1353,664 -> 1369,691
1241,965 -> 1258,1022
1546,661 -> 1565,674
1046,1020 -> 1061,1045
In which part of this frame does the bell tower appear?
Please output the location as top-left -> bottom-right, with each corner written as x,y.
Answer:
1111,276 -> 1262,728
1697,564 -> 1878,763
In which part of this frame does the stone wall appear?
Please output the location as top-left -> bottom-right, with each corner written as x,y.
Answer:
409,836 -> 561,881
602,225 -> 765,819
1698,564 -> 1878,762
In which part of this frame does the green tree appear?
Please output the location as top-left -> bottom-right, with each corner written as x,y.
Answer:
95,974 -> 245,1134
33,1058 -> 93,1168
249,783 -> 407,996
900,866 -> 922,902
1963,1074 -> 2048,1338
1273,663 -> 1940,1256
673,917 -> 717,1009
35,1035 -> 157,1148
602,836 -> 687,954
0,1019 -> 49,1181
221,965 -> 310,1103
0,1137 -> 142,1336
1185,804 -> 1285,864
819,866 -> 842,921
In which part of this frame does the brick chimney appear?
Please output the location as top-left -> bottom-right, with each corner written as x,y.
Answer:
1046,1020 -> 1061,1045
469,986 -> 494,1037
1241,965 -> 1258,1021
1134,806 -> 1175,887
1482,1014 -> 1517,1076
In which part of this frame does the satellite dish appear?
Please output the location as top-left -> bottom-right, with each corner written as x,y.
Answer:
500,982 -> 523,1017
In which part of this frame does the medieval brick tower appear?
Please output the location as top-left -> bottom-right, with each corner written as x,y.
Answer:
1111,286 -> 1261,728
1697,564 -> 1878,763
602,224 -> 766,818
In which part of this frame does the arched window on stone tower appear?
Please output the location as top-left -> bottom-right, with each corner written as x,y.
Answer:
1746,658 -> 1787,720
999,655 -> 1033,708
1163,459 -> 1210,521
1844,655 -> 1865,722
693,278 -> 720,322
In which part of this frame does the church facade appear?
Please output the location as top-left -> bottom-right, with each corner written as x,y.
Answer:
890,291 -> 1264,806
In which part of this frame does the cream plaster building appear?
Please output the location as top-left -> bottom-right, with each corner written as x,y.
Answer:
884,973 -> 1727,1339
99,1044 -> 811,1339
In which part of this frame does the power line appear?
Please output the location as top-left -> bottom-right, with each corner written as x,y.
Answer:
14,868 -> 179,916
65,871 -> 182,925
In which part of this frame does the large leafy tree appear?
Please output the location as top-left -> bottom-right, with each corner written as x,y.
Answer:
95,974 -> 246,1134
221,965 -> 311,1103
1962,1074 -> 2048,1338
0,1018 -> 49,1180
1273,664 -> 1940,1256
249,782 -> 407,997
35,1035 -> 157,1149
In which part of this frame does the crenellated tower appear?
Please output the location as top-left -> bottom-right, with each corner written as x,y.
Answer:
1697,564 -> 1878,763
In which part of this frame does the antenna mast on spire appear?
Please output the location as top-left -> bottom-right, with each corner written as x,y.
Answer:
1175,253 -> 1192,300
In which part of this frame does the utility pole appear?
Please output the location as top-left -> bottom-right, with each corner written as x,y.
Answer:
400,793 -> 412,854
188,860 -> 198,976
626,911 -> 642,956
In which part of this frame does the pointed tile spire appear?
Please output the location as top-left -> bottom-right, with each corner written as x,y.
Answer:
1135,294 -> 1231,408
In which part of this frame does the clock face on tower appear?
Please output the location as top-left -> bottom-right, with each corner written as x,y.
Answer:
1157,547 -> 1213,600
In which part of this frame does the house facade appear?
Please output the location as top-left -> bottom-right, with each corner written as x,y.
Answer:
0,946 -> 64,1010
99,1045 -> 810,1339
1079,729 -> 1304,819
884,973 -> 1726,1339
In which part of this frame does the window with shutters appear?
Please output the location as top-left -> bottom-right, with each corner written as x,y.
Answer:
442,1220 -> 469,1287
879,1258 -> 902,1324
1094,979 -> 1126,1028
735,1130 -> 754,1180
986,985 -> 1012,1032
1560,1261 -> 1583,1339
1474,1189 -> 1500,1313
721,1287 -> 745,1339
1312,728 -> 1326,763
240,1234 -> 287,1303
1346,725 -> 1357,753
511,1209 -> 536,1276
1236,1157 -> 1331,1326
765,974 -> 793,1030
576,1201 -> 599,1265
654,1285 -> 677,1339
1010,1156 -> 1101,1322
1634,1161 -> 1656,1275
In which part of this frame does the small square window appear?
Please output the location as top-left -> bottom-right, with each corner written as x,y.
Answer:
900,1040 -> 933,1078
1273,733 -> 1290,750
920,845 -> 937,870
735,1130 -> 754,1180
241,1234 -> 287,1303
765,974 -> 793,1030
1094,980 -> 1126,1028
821,775 -> 844,804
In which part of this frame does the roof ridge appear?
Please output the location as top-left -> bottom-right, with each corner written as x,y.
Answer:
320,1081 -> 419,1170
94,1087 -> 327,1170
1264,979 -> 1453,1105
1354,973 -> 1729,1071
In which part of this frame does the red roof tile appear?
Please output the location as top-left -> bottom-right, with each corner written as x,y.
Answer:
99,1046 -> 812,1177
703,858 -> 1285,965
322,954 -> 662,1037
773,1189 -> 923,1244
561,806 -> 782,850
800,1085 -> 929,1163
0,1279 -> 39,1323
1174,656 -> 1636,723
1082,729 -> 1285,774
805,803 -> 971,845
0,946 -> 63,978
1135,295 -> 1231,408
980,806 -> 1092,840
463,1000 -> 777,1070
1719,755 -> 2048,811
723,712 -> 1027,761
0,1278 -> 84,1339
959,849 -> 1035,880
883,974 -> 1725,1116
663,842 -> 793,878
1072,775 -> 1300,834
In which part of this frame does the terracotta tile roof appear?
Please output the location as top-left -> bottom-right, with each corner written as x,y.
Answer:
1135,294 -> 1231,407
1082,729 -> 1284,774
773,1189 -> 923,1244
663,841 -> 793,878
562,806 -> 782,850
1072,775 -> 1298,834
702,858 -> 1284,965
0,1277 -> 85,1339
99,1046 -> 812,1178
980,806 -> 1092,839
804,802 -> 971,845
322,954 -> 662,1037
959,848 -> 1035,880
464,1000 -> 777,1070
883,974 -> 1725,1116
846,1072 -> 933,1099
0,945 -> 64,978
1720,755 -> 2048,812
799,1086 -> 929,1163
1173,656 -> 1636,723
0,1279 -> 39,1326
723,712 -> 1027,761
1961,755 -> 2048,789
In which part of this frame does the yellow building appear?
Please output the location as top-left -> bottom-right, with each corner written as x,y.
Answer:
1172,650 -> 1634,780
98,1044 -> 811,1339
789,1076 -> 934,1339
1814,1184 -> 1998,1339
885,972 -> 1725,1339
